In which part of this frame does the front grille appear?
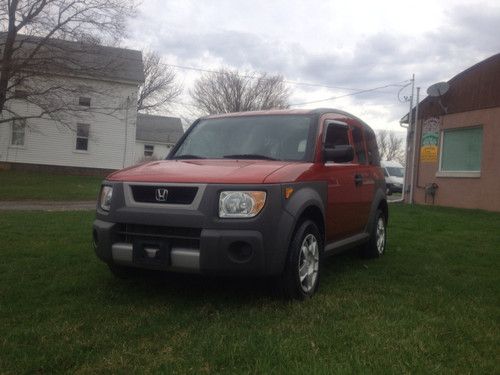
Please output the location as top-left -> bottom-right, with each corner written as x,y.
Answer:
116,224 -> 201,248
130,185 -> 198,204
117,224 -> 201,240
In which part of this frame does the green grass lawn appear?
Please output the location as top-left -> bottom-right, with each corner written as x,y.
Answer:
0,170 -> 102,201
0,205 -> 499,374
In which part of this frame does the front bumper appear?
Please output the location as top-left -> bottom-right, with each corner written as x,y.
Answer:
92,183 -> 295,276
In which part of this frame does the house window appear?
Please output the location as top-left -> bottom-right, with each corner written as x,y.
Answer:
11,119 -> 26,146
440,127 -> 483,172
14,89 -> 29,99
79,97 -> 91,107
76,123 -> 90,151
144,144 -> 154,157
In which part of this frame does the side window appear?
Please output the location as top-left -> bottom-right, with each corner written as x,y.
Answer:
11,119 -> 26,146
325,123 -> 349,148
79,97 -> 91,107
351,126 -> 367,164
144,144 -> 154,157
365,128 -> 381,166
440,127 -> 482,172
76,123 -> 90,151
383,169 -> 389,177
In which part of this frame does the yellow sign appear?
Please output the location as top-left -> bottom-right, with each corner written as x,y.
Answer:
421,145 -> 438,162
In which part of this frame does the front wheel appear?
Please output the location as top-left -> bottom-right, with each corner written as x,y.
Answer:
277,220 -> 322,300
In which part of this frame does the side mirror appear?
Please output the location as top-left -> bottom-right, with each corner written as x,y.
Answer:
324,145 -> 354,163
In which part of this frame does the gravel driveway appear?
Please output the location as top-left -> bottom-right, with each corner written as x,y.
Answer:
0,201 -> 95,211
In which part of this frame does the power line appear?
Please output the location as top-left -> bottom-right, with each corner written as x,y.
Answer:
160,62 -> 363,91
290,81 -> 410,106
158,61 -> 412,107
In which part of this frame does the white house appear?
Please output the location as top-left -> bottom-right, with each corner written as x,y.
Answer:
0,36 -> 145,172
134,114 -> 184,163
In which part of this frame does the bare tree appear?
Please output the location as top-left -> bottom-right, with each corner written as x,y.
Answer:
137,50 -> 182,113
0,0 -> 137,126
377,129 -> 405,165
190,69 -> 290,115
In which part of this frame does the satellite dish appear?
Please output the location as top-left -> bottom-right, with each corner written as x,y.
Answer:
427,82 -> 450,97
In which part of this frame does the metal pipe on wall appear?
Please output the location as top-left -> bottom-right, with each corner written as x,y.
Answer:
409,87 -> 420,204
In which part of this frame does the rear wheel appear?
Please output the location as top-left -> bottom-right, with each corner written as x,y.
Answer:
360,209 -> 386,258
278,220 -> 322,300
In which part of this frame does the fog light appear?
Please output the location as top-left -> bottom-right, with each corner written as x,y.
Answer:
228,241 -> 253,263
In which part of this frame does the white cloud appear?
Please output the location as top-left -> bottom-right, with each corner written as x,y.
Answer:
126,0 -> 500,130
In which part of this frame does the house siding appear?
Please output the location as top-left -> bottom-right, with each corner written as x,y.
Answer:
0,75 -> 138,170
134,140 -> 174,163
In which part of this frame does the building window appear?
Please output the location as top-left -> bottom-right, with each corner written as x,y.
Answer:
79,97 -> 91,107
144,144 -> 154,157
76,123 -> 90,151
11,119 -> 26,146
14,89 -> 29,99
440,127 -> 483,172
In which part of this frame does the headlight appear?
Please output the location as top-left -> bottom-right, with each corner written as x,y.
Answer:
219,191 -> 266,218
99,185 -> 113,211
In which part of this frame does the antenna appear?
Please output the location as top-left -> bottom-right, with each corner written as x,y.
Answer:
427,82 -> 449,97
426,81 -> 449,114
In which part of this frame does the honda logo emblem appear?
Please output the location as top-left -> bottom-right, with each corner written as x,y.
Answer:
155,188 -> 168,202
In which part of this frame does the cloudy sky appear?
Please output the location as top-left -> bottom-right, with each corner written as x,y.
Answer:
126,0 -> 500,130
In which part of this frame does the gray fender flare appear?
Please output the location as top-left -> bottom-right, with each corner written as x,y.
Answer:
283,184 -> 327,242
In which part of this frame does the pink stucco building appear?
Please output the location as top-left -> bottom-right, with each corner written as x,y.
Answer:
404,54 -> 500,212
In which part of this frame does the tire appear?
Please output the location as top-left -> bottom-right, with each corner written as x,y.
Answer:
360,209 -> 387,258
107,263 -> 140,279
277,220 -> 322,300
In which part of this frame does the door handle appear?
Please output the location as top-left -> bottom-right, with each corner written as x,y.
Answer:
354,174 -> 363,186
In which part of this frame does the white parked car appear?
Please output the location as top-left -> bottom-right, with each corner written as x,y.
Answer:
381,160 -> 404,195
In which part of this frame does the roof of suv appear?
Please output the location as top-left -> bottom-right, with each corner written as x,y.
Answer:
202,108 -> 374,132
204,108 -> 349,118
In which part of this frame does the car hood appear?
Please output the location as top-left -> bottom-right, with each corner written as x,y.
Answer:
107,159 -> 300,184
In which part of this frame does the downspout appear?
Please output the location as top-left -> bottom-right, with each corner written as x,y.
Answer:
122,96 -> 130,168
409,87 -> 420,204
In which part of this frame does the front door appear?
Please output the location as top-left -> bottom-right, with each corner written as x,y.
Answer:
316,119 -> 361,243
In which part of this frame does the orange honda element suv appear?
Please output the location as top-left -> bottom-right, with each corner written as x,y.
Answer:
93,109 -> 388,299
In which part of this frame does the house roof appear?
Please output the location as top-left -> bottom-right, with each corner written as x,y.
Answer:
402,53 -> 500,122
4,34 -> 144,84
136,114 -> 184,144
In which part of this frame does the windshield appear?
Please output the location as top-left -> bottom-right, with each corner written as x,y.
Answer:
387,167 -> 404,177
172,115 -> 313,161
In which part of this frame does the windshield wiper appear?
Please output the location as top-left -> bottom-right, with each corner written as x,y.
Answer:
223,154 -> 277,161
172,154 -> 207,159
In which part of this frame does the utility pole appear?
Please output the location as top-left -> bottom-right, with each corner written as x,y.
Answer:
402,74 -> 415,203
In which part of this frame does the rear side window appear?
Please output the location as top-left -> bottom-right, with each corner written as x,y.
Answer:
351,126 -> 367,164
365,128 -> 381,166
